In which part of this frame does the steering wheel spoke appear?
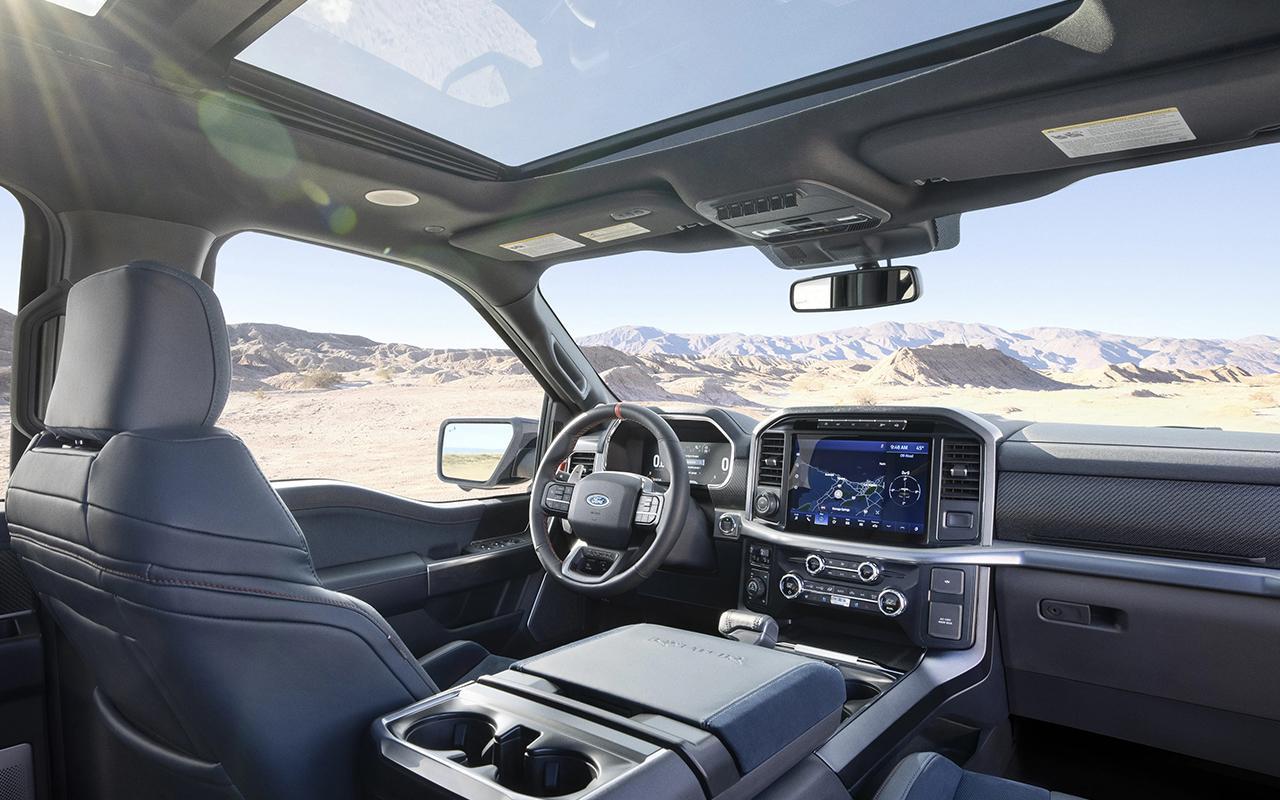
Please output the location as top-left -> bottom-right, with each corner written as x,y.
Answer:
561,540 -> 626,583
540,480 -> 575,516
632,491 -> 664,528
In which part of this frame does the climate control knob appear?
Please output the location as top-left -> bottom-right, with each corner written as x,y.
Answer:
804,554 -> 825,575
753,490 -> 780,517
877,588 -> 907,617
779,572 -> 803,600
857,561 -> 882,583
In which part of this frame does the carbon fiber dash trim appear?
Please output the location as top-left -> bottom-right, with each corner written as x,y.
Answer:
995,471 -> 1280,566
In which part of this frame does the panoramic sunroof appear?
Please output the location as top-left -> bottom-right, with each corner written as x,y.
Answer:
237,0 -> 1060,166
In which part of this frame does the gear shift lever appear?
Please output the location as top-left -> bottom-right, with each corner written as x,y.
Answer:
718,610 -> 779,648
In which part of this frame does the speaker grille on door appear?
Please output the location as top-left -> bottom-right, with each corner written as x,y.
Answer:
0,744 -> 33,800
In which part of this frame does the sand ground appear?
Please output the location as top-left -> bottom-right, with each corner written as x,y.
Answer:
2,377 -> 1276,498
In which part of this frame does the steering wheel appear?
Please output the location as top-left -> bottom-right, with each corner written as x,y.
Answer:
530,403 -> 690,597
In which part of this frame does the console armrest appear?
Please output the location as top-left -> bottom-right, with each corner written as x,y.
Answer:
514,623 -> 845,775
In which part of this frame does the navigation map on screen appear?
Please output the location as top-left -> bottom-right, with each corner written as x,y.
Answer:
788,438 -> 931,535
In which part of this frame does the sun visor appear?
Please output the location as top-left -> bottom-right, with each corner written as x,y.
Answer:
859,47 -> 1280,184
760,215 -> 958,269
450,190 -> 706,262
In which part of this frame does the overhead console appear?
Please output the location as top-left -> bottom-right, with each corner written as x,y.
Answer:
693,180 -> 889,244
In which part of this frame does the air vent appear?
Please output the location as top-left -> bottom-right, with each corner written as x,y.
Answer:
568,452 -> 595,476
757,432 -> 786,486
940,439 -> 982,500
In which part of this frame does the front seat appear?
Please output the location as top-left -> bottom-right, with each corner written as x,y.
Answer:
875,752 -> 1085,800
7,261 -> 511,800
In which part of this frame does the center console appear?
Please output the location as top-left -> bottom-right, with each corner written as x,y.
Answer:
370,624 -> 849,800
736,410 -> 993,655
371,408 -> 1002,800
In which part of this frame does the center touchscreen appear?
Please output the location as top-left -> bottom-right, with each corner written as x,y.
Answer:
787,437 -> 931,535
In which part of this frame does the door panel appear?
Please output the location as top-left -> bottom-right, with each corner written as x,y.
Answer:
274,481 -> 541,657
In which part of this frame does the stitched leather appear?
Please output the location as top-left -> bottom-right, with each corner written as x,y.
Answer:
6,262 -> 445,800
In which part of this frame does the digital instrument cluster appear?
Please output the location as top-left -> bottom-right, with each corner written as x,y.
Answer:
644,440 -> 734,487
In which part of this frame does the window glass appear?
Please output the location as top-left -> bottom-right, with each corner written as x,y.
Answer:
215,233 -> 544,500
0,189 -> 24,493
541,145 -> 1280,433
236,0 -> 1055,164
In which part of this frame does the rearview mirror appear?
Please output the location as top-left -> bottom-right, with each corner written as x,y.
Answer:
790,266 -> 921,312
438,417 -> 539,490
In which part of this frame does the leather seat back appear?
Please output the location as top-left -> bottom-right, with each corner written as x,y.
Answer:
7,262 -> 437,800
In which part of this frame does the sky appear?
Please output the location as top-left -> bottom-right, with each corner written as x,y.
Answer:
3,142 -> 1280,349
238,0 -> 1054,165
543,143 -> 1280,342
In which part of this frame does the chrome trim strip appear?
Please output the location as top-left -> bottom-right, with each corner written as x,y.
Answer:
774,641 -> 903,678
739,520 -> 1280,599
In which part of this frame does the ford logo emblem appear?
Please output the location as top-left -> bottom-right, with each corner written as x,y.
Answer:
585,494 -> 611,508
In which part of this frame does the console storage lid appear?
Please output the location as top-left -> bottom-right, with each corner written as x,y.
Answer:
513,623 -> 845,775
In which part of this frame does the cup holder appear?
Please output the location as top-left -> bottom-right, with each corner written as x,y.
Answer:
486,726 -> 596,798
844,679 -> 882,702
405,716 -> 596,797
404,713 -> 496,766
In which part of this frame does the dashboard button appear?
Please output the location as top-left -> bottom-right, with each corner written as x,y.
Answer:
856,561 -> 881,583
943,511 -> 975,529
930,568 -> 965,595
779,573 -> 803,600
753,490 -> 780,517
928,602 -> 963,640
877,588 -> 907,617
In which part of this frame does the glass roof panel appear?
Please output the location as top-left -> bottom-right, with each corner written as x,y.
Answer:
43,0 -> 109,16
237,0 -> 1060,166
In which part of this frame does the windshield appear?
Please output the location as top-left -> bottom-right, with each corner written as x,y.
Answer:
540,145 -> 1280,432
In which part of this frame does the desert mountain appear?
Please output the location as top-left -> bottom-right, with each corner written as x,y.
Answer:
860,345 -> 1070,390
580,322 -> 1280,375
0,308 -> 13,398
219,319 -> 1271,409
227,322 -> 532,390
1067,363 -> 1254,386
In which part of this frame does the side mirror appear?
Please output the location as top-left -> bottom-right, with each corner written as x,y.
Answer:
438,417 -> 539,490
790,265 -> 921,312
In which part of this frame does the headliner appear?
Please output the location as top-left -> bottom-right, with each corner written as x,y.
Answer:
1,0 -> 1280,307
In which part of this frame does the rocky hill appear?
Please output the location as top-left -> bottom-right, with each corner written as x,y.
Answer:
217,317 -> 1273,408
581,322 -> 1280,374
0,308 -> 13,398
860,345 -> 1070,390
227,322 -> 532,390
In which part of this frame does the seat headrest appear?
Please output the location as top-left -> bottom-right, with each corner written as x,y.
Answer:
43,261 -> 231,442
